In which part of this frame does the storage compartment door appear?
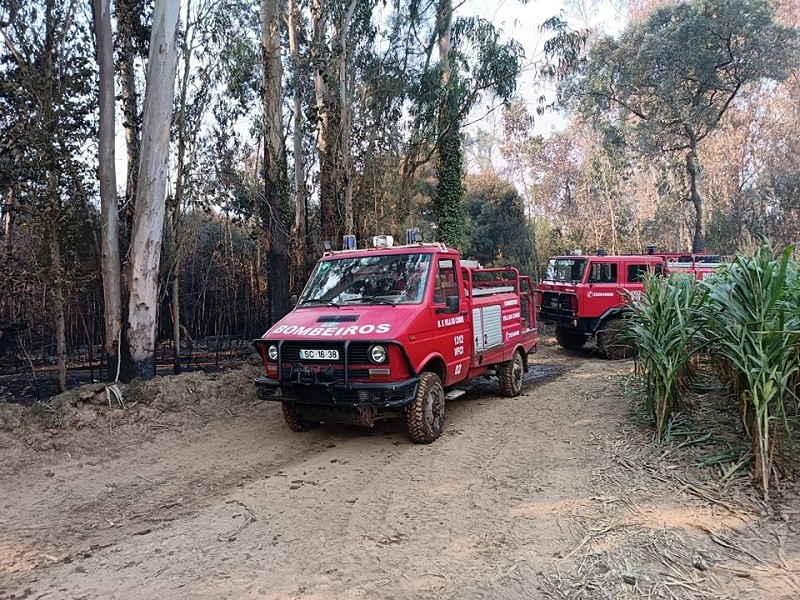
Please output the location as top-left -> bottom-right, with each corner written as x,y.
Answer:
483,305 -> 503,349
472,307 -> 484,352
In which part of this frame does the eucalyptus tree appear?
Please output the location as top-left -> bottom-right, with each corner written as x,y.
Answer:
115,0 -> 150,230
309,0 -> 382,246
564,0 -> 796,252
91,0 -> 122,379
125,0 -> 180,380
261,0 -> 291,324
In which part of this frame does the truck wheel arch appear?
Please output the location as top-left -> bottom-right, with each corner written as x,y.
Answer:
595,307 -> 630,334
418,355 -> 447,385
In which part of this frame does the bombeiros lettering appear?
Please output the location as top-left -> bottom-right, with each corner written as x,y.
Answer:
271,323 -> 391,336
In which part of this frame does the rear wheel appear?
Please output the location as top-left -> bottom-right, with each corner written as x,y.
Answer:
596,318 -> 633,359
406,372 -> 445,444
499,350 -> 525,397
281,403 -> 319,432
555,326 -> 586,350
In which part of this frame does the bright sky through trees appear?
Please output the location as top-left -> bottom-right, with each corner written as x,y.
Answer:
461,0 -> 624,135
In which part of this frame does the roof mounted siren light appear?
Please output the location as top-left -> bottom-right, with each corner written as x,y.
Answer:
597,247 -> 606,256
372,234 -> 394,248
646,244 -> 656,255
342,234 -> 357,250
406,228 -> 423,244
323,240 -> 333,252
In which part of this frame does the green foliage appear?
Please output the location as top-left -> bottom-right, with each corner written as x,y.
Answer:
434,119 -> 464,248
567,0 -> 796,153
703,243 -> 800,498
563,0 -> 797,251
462,173 -> 533,271
628,274 -> 710,440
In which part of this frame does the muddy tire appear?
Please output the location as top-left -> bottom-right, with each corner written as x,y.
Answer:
281,403 -> 318,432
595,318 -> 633,360
555,326 -> 586,350
499,350 -> 525,397
406,372 -> 445,444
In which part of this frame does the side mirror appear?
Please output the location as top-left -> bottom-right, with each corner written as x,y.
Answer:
436,295 -> 459,314
290,294 -> 298,307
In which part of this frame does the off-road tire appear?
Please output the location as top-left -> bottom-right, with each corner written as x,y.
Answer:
595,318 -> 634,360
406,372 -> 445,444
281,402 -> 319,432
499,350 -> 525,397
555,326 -> 586,350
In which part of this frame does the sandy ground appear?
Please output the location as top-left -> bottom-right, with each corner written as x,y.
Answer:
1,342 -> 799,600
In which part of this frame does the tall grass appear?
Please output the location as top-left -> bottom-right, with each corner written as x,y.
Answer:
704,244 -> 799,498
627,273 -> 710,439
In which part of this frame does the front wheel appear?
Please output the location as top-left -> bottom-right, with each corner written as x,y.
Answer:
406,372 -> 445,444
555,326 -> 586,350
281,403 -> 319,432
499,350 -> 525,397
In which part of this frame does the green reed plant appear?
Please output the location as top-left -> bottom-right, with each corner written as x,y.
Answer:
628,273 -> 710,439
704,243 -> 799,498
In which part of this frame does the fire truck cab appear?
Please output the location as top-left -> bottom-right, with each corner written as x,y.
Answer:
537,252 -> 667,358
254,235 -> 538,443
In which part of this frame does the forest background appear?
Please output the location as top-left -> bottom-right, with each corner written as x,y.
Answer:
0,0 -> 798,390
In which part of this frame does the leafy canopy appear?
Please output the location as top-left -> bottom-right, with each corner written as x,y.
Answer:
564,0 -> 797,152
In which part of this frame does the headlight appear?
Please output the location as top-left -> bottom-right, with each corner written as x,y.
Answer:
267,344 -> 278,361
369,345 -> 387,364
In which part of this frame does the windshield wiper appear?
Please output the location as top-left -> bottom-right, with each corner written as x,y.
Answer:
299,298 -> 341,308
353,296 -> 398,306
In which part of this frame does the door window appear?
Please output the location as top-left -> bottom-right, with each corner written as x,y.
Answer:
588,262 -> 618,283
434,259 -> 458,303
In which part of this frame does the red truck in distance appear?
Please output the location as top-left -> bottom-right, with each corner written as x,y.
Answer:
537,249 -> 725,358
254,236 -> 538,444
537,251 -> 667,358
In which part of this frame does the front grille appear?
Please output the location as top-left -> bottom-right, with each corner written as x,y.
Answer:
539,291 -> 576,323
278,341 -> 387,367
273,340 -> 386,384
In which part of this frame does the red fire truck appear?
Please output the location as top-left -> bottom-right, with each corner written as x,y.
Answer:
657,252 -> 724,280
536,251 -> 667,358
254,235 -> 538,443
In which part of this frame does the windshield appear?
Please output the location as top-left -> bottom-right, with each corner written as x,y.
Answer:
298,253 -> 433,306
545,258 -> 587,282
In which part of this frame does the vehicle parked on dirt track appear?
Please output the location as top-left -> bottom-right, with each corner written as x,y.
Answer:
656,252 -> 724,280
536,251 -> 667,359
254,233 -> 538,443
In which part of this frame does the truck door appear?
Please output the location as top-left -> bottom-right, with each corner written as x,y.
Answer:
585,260 -> 622,312
431,257 -> 471,384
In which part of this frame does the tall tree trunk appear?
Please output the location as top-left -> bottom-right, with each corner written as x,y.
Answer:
168,0 -> 195,375
312,0 -> 338,246
434,0 -> 463,249
50,233 -> 67,392
686,146 -> 705,252
288,0 -> 308,276
42,0 -> 67,391
261,0 -> 290,324
115,0 -> 142,232
92,0 -> 122,380
1,189 -> 13,263
338,0 -> 358,236
125,0 -> 180,381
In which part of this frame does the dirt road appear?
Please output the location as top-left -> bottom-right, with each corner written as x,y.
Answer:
1,344 -> 798,599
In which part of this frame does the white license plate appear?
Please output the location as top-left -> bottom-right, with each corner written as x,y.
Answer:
299,348 -> 339,360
